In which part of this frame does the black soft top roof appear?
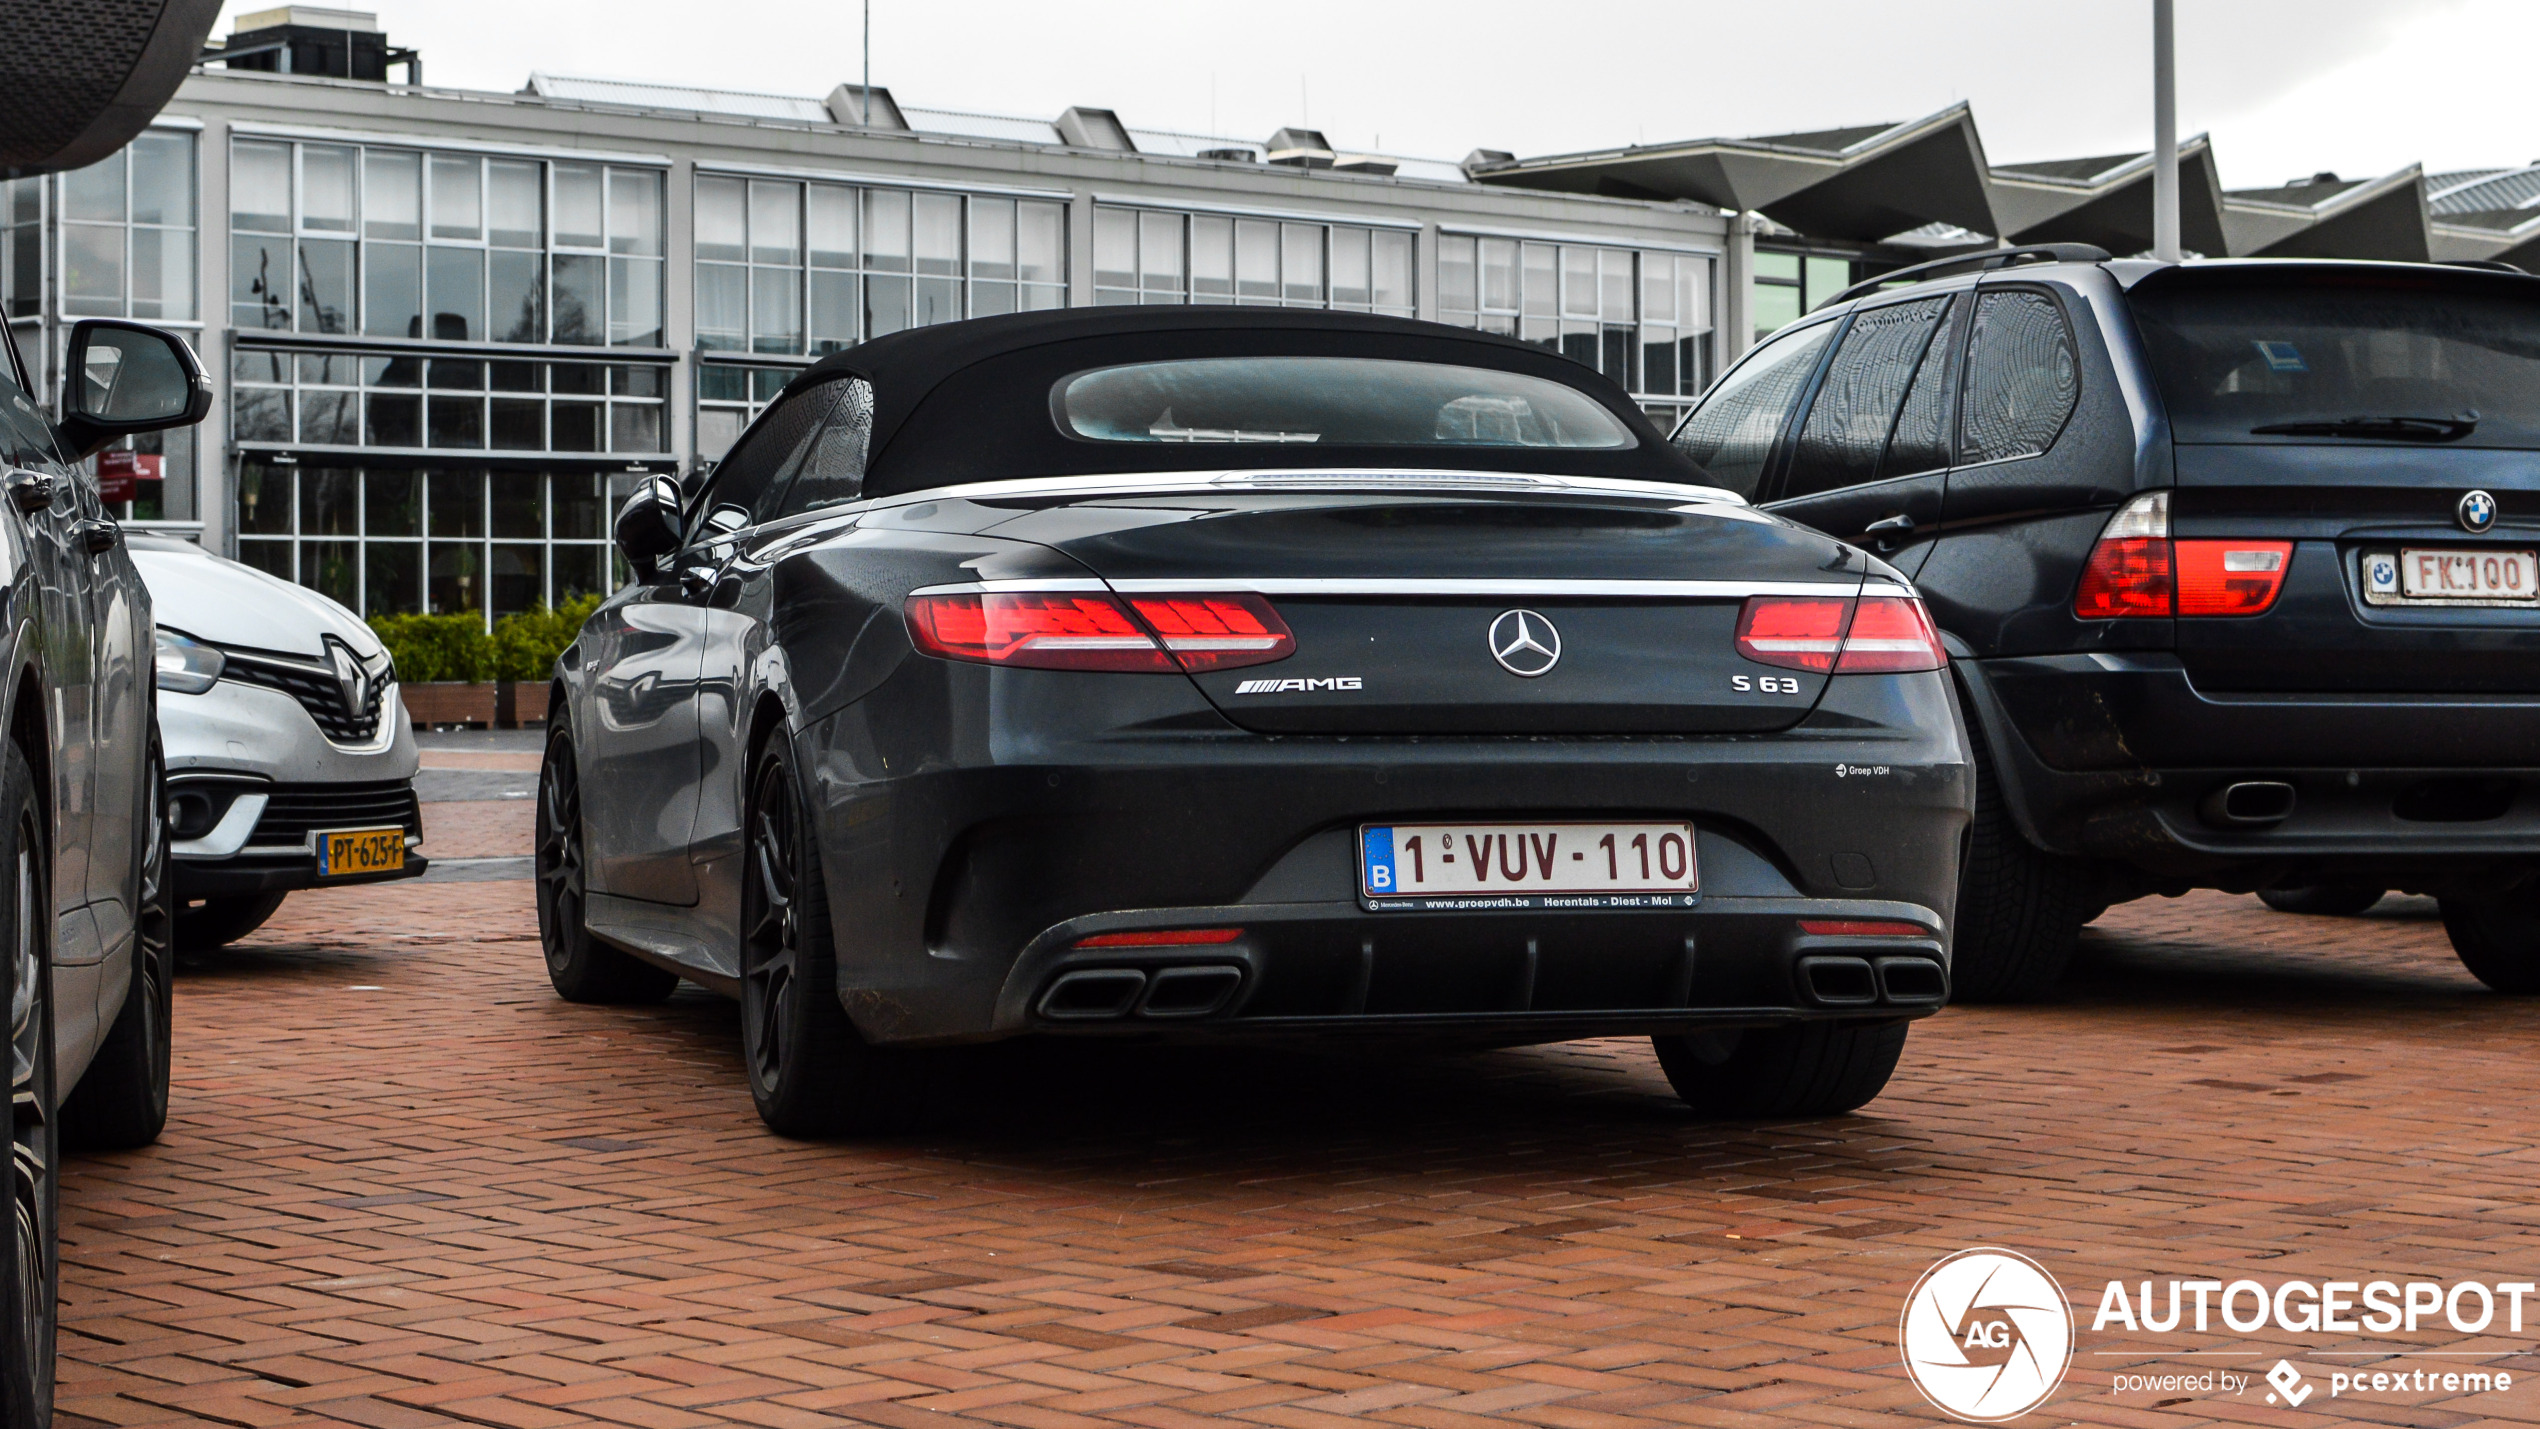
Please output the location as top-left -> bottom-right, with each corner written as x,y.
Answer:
772,306 -> 1699,498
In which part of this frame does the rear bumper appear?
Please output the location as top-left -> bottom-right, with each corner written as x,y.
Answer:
805,666 -> 1973,1046
1964,651 -> 2540,887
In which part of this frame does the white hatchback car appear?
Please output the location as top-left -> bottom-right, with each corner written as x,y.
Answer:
131,535 -> 424,947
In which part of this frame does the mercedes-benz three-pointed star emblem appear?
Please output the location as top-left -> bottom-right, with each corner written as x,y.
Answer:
1488,609 -> 1561,677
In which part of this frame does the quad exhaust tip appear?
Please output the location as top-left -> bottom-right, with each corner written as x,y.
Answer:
1037,964 -> 1246,1022
2202,780 -> 2296,827
1796,953 -> 1948,1007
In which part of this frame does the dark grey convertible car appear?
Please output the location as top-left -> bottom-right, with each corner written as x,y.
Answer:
540,308 -> 1972,1135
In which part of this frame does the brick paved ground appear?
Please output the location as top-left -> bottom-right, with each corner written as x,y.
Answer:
51,818 -> 2540,1428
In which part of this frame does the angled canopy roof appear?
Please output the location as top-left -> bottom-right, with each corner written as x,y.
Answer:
2223,166 -> 2430,261
1990,135 -> 2230,256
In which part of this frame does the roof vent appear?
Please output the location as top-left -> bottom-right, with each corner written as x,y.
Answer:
2299,170 -> 2342,186
1265,127 -> 1334,168
1332,155 -> 1397,177
209,7 -> 418,84
1055,106 -> 1136,152
1198,147 -> 1258,163
1462,148 -> 1516,173
826,83 -> 907,130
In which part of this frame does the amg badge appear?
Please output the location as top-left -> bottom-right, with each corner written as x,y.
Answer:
1234,676 -> 1363,694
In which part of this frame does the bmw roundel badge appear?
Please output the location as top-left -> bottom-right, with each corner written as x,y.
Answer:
2459,489 -> 2498,533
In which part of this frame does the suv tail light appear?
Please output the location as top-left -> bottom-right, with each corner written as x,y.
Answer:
906,590 -> 1294,673
2073,491 -> 2292,618
1736,594 -> 1946,674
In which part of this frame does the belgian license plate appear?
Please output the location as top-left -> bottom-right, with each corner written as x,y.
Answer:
2370,547 -> 2540,603
1359,821 -> 1698,911
318,827 -> 406,878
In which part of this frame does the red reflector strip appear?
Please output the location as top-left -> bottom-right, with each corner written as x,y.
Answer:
1799,920 -> 1929,937
1074,927 -> 1246,948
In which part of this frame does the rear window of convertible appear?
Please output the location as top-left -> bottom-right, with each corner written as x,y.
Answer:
1053,356 -> 1636,448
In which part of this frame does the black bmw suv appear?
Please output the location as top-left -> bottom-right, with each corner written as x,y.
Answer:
1673,248 -> 2540,999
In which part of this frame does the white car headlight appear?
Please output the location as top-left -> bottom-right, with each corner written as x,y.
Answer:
155,626 -> 224,695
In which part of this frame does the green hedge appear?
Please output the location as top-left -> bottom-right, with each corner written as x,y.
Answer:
368,593 -> 602,684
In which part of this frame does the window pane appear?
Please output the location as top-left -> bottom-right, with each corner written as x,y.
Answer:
610,402 -> 664,453
489,249 -> 543,343
62,152 -> 123,223
366,470 -> 419,536
1754,251 -> 1800,282
1669,320 -> 1834,498
696,262 -> 745,350
365,393 -> 419,446
1561,247 -> 1596,318
1805,255 -> 1852,307
488,159 -> 542,247
1479,238 -> 1517,312
913,192 -> 960,277
1138,210 -> 1181,298
492,543 -> 543,616
1681,258 -> 1713,334
807,184 -> 856,268
1190,215 -> 1233,303
231,141 -> 292,233
429,358 -> 482,390
299,238 -> 354,333
130,225 -> 196,324
491,476 -> 542,538
609,256 -> 662,347
748,180 -> 798,265
809,269 -> 856,353
304,540 -> 357,609
697,364 -> 745,401
426,245 -> 483,340
302,146 -> 355,232
970,281 -> 1016,317
1093,207 -> 1134,291
1522,244 -> 1557,318
913,276 -> 958,328
1373,230 -> 1413,314
1601,249 -> 1633,323
611,365 -> 662,397
300,390 -> 359,444
1752,281 -> 1802,340
698,406 -> 744,461
751,265 -> 801,353
866,273 -> 909,337
609,168 -> 662,257
1280,223 -> 1321,305
61,224 -> 122,315
864,189 -> 909,272
553,473 -> 605,539
1642,326 -> 1677,398
551,253 -> 602,344
428,154 -> 481,240
237,461 -> 291,532
695,175 -> 746,263
365,542 -> 421,615
1785,296 -> 1948,499
364,241 -> 420,338
550,363 -> 602,395
428,541 -> 483,614
969,196 -> 1015,282
550,401 -> 600,451
363,150 -> 419,240
1018,201 -> 1063,286
1329,226 -> 1370,308
1235,220 -> 1277,303
232,386 -> 291,442
428,470 -> 485,537
490,398 -> 542,450
1886,294 -> 1966,478
428,394 -> 484,449
299,468 -> 359,536
553,163 -> 602,248
552,544 -> 605,603
1960,290 -> 2078,464
1640,253 -> 1675,324
1438,234 -> 1475,315
237,540 -> 292,581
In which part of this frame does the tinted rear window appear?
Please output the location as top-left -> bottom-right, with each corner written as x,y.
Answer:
2130,273 -> 2540,446
1055,356 -> 1635,448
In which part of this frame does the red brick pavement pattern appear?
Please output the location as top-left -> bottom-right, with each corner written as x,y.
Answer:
57,885 -> 2540,1427
416,800 -> 535,860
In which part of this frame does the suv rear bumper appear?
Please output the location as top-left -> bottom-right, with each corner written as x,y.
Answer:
1961,651 -> 2540,890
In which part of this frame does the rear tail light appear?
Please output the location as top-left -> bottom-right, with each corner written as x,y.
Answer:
906,591 -> 1293,673
1074,927 -> 1245,948
2174,540 -> 2293,616
1737,594 -> 1945,675
2072,493 -> 2294,619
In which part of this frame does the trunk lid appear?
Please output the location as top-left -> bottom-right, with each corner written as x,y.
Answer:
979,484 -> 1869,734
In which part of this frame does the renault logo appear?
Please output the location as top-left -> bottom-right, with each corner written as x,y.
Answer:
1488,609 -> 1561,677
2459,489 -> 2498,533
326,640 -> 370,714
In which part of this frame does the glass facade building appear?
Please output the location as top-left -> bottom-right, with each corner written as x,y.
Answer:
1435,234 -> 1715,427
1092,205 -> 1414,314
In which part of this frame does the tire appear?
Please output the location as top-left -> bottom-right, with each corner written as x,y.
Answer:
536,722 -> 676,1005
174,892 -> 284,952
60,732 -> 173,1151
1651,1021 -> 1910,1119
2,739 -> 58,1429
1949,710 -> 2095,1002
740,735 -> 935,1138
2438,896 -> 2540,993
2258,884 -> 2385,917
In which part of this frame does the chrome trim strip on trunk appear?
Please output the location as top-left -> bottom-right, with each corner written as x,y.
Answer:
857,467 -> 1750,514
909,577 -> 1907,600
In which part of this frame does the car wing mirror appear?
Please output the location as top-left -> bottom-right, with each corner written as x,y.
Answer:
613,474 -> 685,580
58,319 -> 212,461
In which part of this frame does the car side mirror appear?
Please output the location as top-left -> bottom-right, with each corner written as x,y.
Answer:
613,475 -> 684,580
58,319 -> 212,461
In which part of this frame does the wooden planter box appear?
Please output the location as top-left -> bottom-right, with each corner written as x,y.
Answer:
400,681 -> 500,729
499,681 -> 553,728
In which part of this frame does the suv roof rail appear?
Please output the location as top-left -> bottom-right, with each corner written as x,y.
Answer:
1819,242 -> 2114,310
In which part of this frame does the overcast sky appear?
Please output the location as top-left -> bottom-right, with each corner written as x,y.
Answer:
217,0 -> 2528,191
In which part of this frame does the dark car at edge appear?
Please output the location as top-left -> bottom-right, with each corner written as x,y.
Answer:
540,308 -> 1973,1135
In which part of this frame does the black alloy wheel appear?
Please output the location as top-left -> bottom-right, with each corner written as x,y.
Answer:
739,737 -> 932,1137
2,740 -> 57,1429
61,733 -> 174,1150
536,723 -> 675,1004
2438,895 -> 2540,994
1651,1020 -> 1911,1119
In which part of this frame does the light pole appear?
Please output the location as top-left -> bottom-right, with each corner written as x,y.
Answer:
2152,0 -> 2181,261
